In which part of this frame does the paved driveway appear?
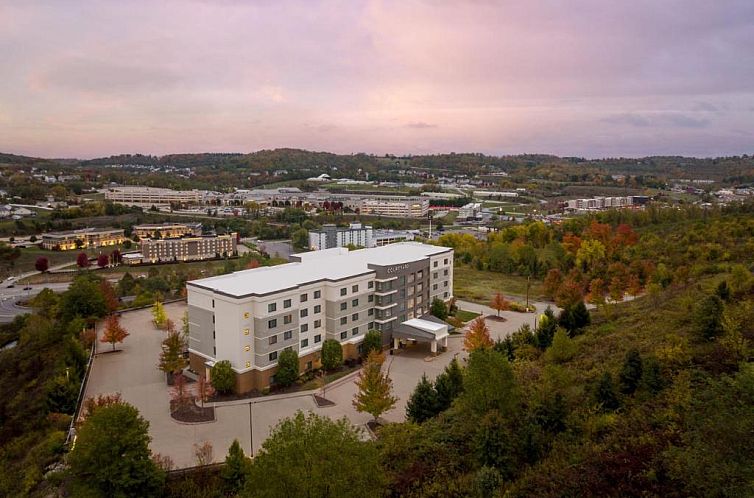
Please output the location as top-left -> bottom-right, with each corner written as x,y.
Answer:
84,300 -> 554,468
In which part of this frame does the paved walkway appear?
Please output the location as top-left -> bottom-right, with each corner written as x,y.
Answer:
84,300 -> 556,468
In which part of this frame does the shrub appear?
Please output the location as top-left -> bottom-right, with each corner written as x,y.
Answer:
212,360 -> 235,394
275,349 -> 299,387
544,329 -> 576,364
321,339 -> 343,371
430,297 -> 448,320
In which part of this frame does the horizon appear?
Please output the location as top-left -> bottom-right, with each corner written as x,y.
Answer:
1,1 -> 753,159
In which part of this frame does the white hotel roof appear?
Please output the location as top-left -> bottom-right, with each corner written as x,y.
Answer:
189,242 -> 451,298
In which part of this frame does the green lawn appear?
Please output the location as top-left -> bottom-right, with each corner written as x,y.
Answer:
453,265 -> 546,303
453,309 -> 481,322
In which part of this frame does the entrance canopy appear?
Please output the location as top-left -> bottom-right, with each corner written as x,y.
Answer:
393,315 -> 449,343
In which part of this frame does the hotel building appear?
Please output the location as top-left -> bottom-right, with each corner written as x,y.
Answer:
140,233 -> 237,263
186,242 -> 453,392
41,227 -> 125,250
133,222 -> 202,239
309,223 -> 376,250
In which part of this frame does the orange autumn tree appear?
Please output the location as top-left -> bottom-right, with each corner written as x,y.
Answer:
100,280 -> 119,313
101,315 -> 129,351
489,292 -> 511,317
464,317 -> 493,351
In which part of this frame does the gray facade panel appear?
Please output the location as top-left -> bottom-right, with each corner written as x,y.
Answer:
188,305 -> 215,358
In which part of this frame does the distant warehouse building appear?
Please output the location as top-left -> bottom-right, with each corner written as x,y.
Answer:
41,228 -> 125,250
139,233 -> 238,263
133,222 -> 202,239
105,186 -> 202,207
186,242 -> 454,392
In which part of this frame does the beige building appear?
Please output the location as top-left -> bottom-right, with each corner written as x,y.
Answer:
141,233 -> 237,263
105,186 -> 202,207
41,228 -> 125,251
133,222 -> 202,240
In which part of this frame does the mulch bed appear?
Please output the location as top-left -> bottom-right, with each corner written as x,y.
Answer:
313,394 -> 335,407
486,315 -> 508,322
170,400 -> 215,423
96,349 -> 124,356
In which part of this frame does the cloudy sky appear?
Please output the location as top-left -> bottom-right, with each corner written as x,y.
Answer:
1,0 -> 753,158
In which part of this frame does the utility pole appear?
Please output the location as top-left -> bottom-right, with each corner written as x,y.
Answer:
526,275 -> 530,310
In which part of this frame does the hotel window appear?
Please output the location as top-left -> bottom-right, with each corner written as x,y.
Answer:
269,351 -> 278,361
300,293 -> 308,302
434,261 -> 438,267
284,299 -> 292,308
243,328 -> 250,335
268,303 -> 276,313
314,305 -> 321,313
306,361 -> 312,371
301,324 -> 309,333
352,299 -> 359,307
444,281 -> 448,287
444,269 -> 449,276
212,299 -> 215,308
284,330 -> 292,340
340,302 -> 347,311
352,285 -> 359,293
300,309 -> 308,318
369,322 -> 375,330
433,284 -> 438,291
417,270 -> 423,279
340,288 -> 347,296
301,338 -> 309,348
314,290 -> 321,299
368,294 -> 374,302
368,309 -> 374,316
352,327 -> 359,336
340,331 -> 347,339
433,272 -> 438,279
340,317 -> 348,325
368,281 -> 374,289
444,292 -> 448,298
283,314 -> 292,325
352,313 -> 359,321
314,319 -> 321,328
268,319 -> 277,328
444,258 -> 448,265
314,334 -> 322,343
244,345 -> 250,352
269,335 -> 277,345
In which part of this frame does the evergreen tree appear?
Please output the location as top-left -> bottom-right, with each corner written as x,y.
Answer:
715,280 -> 731,301
693,295 -> 724,341
430,297 -> 448,320
434,357 -> 464,412
493,336 -> 516,361
406,374 -> 439,423
593,372 -> 620,412
535,306 -> 558,349
544,329 -> 576,364
619,349 -> 643,395
221,439 -> 251,495
474,411 -> 518,478
642,356 -> 665,394
461,349 -> 518,416
211,360 -> 235,394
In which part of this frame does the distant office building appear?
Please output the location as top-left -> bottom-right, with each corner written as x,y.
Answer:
140,233 -> 238,263
359,196 -> 429,218
458,202 -> 483,221
133,222 -> 202,239
564,196 -> 638,212
105,186 -> 202,207
42,228 -> 125,251
309,223 -> 375,250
